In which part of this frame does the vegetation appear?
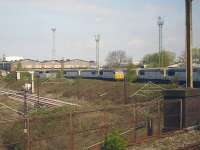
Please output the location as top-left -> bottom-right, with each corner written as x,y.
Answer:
20,72 -> 31,81
175,48 -> 200,64
56,70 -> 64,78
143,50 -> 176,67
192,48 -> 200,63
16,62 -> 22,71
1,122 -> 24,150
126,63 -> 137,82
0,78 -> 176,150
3,72 -> 16,82
102,131 -> 127,150
105,50 -> 131,68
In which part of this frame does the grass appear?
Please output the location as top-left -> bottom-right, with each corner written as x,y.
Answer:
0,78 -> 177,150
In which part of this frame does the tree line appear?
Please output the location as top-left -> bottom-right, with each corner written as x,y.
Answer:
105,48 -> 200,68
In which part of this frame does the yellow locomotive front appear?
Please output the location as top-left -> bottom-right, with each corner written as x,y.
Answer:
114,71 -> 125,81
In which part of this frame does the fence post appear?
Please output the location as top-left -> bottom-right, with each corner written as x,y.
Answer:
76,77 -> 80,100
27,118 -> 31,150
133,104 -> 137,143
147,117 -> 153,137
103,108 -> 108,138
69,112 -> 74,150
157,99 -> 161,137
23,117 -> 30,150
123,76 -> 128,104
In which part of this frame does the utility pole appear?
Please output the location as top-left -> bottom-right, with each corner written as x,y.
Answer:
186,0 -> 193,88
157,16 -> 164,67
51,27 -> 56,60
95,34 -> 100,73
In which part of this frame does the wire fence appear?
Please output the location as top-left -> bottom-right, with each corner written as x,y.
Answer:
0,100 -> 164,150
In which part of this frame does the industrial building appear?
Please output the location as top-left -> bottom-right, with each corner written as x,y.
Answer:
9,59 -> 96,71
0,61 -> 11,71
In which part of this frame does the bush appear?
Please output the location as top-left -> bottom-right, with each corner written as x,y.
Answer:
56,70 -> 64,79
3,73 -> 16,81
126,64 -> 137,82
1,122 -> 24,150
101,131 -> 127,150
20,72 -> 31,81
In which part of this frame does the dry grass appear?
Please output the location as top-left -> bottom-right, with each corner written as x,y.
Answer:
129,130 -> 200,150
0,78 -> 178,150
0,96 -> 23,121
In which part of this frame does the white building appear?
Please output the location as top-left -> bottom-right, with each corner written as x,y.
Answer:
6,56 -> 24,62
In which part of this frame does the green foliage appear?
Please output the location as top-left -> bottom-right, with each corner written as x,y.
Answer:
126,63 -> 137,82
3,73 -> 16,81
1,107 -> 72,150
1,122 -> 24,150
56,70 -> 64,79
143,51 -> 176,67
20,72 -> 31,81
101,131 -> 127,150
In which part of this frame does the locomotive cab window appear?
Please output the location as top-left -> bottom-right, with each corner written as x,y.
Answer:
92,71 -> 96,75
167,70 -> 175,76
139,70 -> 145,75
99,71 -> 103,75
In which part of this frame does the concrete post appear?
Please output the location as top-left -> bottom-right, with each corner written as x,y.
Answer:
17,72 -> 21,80
30,71 -> 35,93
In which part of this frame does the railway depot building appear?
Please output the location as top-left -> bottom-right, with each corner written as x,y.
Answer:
10,59 -> 96,71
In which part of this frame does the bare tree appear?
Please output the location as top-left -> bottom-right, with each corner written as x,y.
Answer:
177,48 -> 200,64
105,50 -> 129,68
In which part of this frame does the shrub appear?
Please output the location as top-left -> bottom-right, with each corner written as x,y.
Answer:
20,72 -> 31,81
126,64 -> 137,82
56,70 -> 64,79
101,131 -> 127,150
3,73 -> 16,81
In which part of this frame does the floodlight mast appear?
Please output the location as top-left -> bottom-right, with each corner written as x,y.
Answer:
157,16 -> 164,67
51,27 -> 56,60
95,34 -> 100,72
185,0 -> 193,88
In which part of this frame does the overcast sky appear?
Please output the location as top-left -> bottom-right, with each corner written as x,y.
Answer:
0,0 -> 199,64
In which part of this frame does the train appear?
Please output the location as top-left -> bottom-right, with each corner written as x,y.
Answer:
137,67 -> 200,86
35,67 -> 200,86
35,69 -> 125,81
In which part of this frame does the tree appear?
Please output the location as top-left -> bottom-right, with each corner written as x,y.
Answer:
143,51 -> 176,67
192,48 -> 200,64
126,63 -> 137,82
177,48 -> 200,64
105,50 -> 130,68
16,62 -> 22,71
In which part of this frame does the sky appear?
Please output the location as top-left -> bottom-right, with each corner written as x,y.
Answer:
0,0 -> 199,64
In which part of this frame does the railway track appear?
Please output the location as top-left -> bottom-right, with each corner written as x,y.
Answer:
0,88 -> 80,108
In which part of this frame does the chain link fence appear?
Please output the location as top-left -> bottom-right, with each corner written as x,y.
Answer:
0,100 -> 163,150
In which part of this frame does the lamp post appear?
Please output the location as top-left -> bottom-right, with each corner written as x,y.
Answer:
95,34 -> 100,73
51,27 -> 56,60
157,16 -> 164,67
